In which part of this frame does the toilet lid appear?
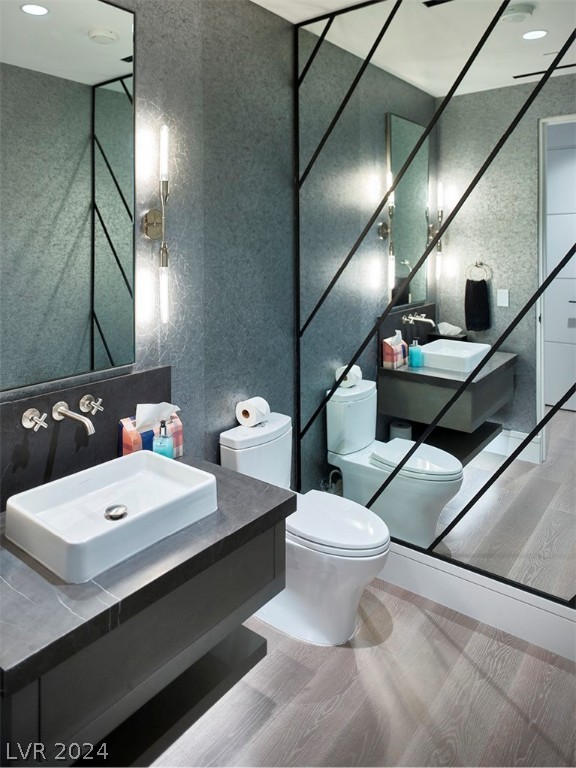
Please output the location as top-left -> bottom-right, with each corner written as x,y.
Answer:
287,491 -> 390,554
219,413 -> 291,450
369,439 -> 462,480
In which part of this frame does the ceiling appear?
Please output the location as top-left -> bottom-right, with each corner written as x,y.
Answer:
251,0 -> 576,96
0,0 -> 133,85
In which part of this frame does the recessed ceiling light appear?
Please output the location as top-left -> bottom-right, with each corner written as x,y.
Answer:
523,29 -> 548,40
20,4 -> 49,15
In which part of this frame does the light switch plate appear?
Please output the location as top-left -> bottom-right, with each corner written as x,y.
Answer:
497,289 -> 510,307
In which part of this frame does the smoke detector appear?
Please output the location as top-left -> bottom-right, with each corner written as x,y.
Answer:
88,28 -> 119,45
502,3 -> 535,23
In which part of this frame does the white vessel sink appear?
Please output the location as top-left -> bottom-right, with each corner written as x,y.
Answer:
5,452 -> 218,583
421,340 -> 491,373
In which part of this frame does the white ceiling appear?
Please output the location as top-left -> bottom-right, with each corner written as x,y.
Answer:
251,0 -> 576,96
0,0 -> 133,85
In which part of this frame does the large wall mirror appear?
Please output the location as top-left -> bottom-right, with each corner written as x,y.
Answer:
293,0 -> 576,602
0,0 -> 134,391
387,113 -> 429,306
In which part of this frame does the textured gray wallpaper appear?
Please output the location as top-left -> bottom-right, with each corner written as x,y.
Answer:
0,64 -> 92,390
435,74 -> 576,433
298,31 -> 436,491
1,1 -> 294,471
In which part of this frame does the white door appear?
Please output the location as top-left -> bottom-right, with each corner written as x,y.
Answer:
543,118 -> 576,412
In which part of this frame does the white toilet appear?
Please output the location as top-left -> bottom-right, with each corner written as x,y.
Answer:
326,380 -> 464,547
219,414 -> 390,646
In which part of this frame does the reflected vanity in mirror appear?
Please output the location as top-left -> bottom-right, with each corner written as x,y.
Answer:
386,113 -> 429,306
0,0 -> 134,391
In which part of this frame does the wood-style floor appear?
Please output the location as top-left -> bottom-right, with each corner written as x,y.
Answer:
435,408 -> 576,600
153,579 -> 576,768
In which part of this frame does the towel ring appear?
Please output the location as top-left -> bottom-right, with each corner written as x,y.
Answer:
466,261 -> 492,281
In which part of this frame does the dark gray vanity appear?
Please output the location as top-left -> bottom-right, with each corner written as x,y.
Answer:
0,367 -> 295,766
0,457 -> 294,767
378,352 -> 518,464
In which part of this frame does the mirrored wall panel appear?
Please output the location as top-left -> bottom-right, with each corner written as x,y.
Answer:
0,0 -> 134,390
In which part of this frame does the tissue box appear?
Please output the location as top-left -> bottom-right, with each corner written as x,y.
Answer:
118,414 -> 184,457
382,338 -> 408,369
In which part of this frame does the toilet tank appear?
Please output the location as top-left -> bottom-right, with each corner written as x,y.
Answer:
220,413 -> 292,489
327,380 -> 377,455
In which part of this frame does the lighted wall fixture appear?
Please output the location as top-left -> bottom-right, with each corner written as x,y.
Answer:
143,125 -> 170,324
377,171 -> 395,256
426,181 -> 444,252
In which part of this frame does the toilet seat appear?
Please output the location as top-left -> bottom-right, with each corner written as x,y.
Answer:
369,438 -> 463,482
287,491 -> 390,558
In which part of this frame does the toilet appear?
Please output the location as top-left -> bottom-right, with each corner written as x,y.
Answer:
219,414 -> 390,646
326,380 -> 464,547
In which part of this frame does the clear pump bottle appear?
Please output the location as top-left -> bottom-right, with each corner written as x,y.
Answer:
153,420 -> 174,458
409,340 -> 423,368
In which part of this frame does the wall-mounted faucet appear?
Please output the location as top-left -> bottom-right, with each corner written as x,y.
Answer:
402,313 -> 436,328
52,401 -> 95,436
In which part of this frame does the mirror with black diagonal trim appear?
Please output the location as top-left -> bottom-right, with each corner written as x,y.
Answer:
0,0 -> 134,390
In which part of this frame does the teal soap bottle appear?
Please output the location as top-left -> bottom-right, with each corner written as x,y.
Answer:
153,420 -> 174,458
409,340 -> 423,368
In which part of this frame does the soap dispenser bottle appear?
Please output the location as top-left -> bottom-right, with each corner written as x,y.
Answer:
153,420 -> 174,458
409,340 -> 423,368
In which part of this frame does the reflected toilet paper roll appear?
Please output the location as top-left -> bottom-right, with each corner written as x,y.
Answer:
389,421 -> 412,441
335,364 -> 362,388
235,397 -> 271,427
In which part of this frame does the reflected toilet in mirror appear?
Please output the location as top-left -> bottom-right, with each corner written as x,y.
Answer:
326,380 -> 463,548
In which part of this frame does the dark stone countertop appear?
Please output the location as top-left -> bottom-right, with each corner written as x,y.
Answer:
380,351 -> 518,388
0,456 -> 296,694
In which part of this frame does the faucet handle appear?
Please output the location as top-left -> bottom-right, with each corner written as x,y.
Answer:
22,408 -> 49,432
80,394 -> 104,416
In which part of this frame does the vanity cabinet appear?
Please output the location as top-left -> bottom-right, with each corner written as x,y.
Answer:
378,352 -> 518,464
1,460 -> 294,767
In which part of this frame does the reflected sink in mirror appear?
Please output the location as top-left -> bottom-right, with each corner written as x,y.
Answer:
421,340 -> 491,373
5,452 -> 218,584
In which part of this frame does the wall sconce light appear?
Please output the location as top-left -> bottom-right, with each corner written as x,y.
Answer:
378,171 -> 395,256
143,124 -> 170,324
426,181 -> 444,252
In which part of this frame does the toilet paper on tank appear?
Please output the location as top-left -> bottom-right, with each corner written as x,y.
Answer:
335,364 -> 362,388
235,397 -> 271,427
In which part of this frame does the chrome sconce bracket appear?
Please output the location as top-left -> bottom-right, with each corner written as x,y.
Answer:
143,208 -> 163,241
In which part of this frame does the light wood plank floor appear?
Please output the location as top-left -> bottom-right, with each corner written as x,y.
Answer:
153,580 -> 576,767
435,408 -> 576,600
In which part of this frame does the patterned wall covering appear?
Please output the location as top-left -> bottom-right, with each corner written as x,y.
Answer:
298,31 -> 436,491
435,74 -> 576,433
1,1 -> 294,472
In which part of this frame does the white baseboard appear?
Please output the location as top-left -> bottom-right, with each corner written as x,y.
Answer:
484,428 -> 542,464
379,543 -> 575,661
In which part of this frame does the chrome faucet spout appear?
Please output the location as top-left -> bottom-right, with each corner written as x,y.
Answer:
52,401 -> 95,435
402,313 -> 436,328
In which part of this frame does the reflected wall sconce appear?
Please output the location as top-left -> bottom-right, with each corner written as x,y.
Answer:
426,181 -> 444,252
143,124 -> 170,324
378,171 -> 395,256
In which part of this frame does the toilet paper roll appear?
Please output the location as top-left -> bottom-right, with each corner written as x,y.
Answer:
235,397 -> 271,427
335,364 -> 362,388
389,421 -> 412,441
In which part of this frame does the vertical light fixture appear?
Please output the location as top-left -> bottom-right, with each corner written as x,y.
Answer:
378,171 -> 395,256
426,180 -> 444,253
159,125 -> 170,324
143,124 -> 170,324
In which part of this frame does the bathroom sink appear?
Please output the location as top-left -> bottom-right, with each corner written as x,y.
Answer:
5,452 -> 218,583
421,340 -> 491,373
